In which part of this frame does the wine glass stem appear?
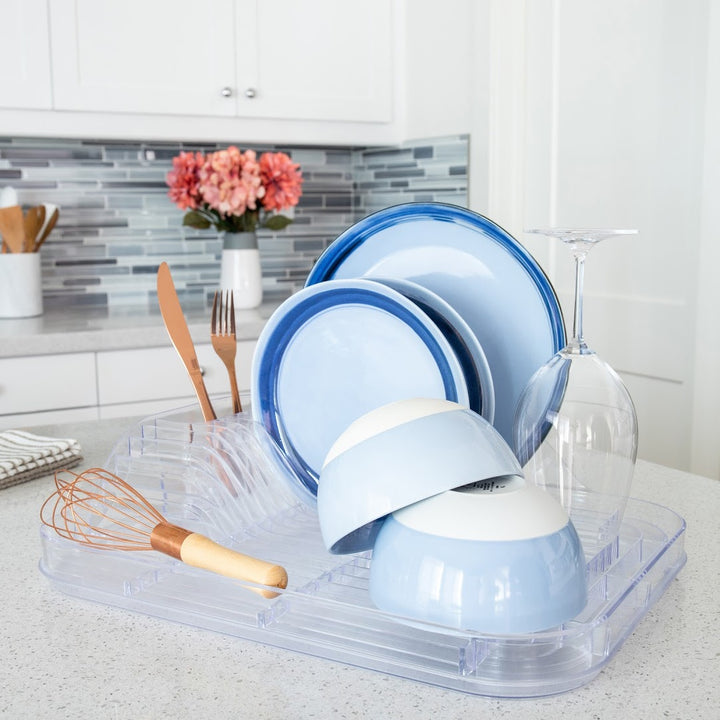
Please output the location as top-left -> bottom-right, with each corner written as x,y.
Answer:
572,252 -> 586,347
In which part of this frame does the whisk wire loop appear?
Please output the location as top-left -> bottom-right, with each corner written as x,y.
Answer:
41,468 -> 166,551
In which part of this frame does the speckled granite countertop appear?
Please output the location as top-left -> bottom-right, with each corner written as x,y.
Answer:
0,415 -> 718,719
0,302 -> 282,358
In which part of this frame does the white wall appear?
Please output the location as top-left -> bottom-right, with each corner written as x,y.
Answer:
690,0 -> 720,478
460,0 -> 715,476
401,0 -> 492,259
403,0 -> 476,141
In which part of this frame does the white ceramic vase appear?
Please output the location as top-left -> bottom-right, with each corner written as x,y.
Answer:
220,232 -> 262,309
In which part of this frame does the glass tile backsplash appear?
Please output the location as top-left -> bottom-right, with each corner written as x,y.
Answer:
0,135 -> 468,308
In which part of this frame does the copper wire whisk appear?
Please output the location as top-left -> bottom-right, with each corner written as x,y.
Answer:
41,468 -> 288,598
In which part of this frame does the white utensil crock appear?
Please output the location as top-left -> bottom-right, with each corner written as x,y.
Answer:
0,252 -> 43,318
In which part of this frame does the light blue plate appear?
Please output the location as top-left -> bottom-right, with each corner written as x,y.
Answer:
306,203 -> 565,445
251,279 -> 471,497
372,277 -> 494,424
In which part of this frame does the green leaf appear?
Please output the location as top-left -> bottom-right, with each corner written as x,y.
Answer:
263,214 -> 293,231
183,211 -> 212,230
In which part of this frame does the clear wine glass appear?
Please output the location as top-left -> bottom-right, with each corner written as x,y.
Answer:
513,229 -> 638,557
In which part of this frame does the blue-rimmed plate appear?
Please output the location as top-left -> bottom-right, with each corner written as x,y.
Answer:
251,278 -> 471,497
306,203 -> 565,445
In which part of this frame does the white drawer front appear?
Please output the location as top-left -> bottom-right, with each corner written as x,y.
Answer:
0,353 -> 97,414
96,341 -> 256,406
0,406 -> 99,431
98,397 -> 196,421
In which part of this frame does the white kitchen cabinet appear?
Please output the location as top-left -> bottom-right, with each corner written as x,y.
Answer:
49,0 -> 393,124
0,352 -> 97,418
97,396 -> 196,421
0,341 -> 256,430
49,0 -> 238,117
1,406 -> 99,431
96,341 -> 256,411
234,0 -> 392,123
0,0 -> 53,110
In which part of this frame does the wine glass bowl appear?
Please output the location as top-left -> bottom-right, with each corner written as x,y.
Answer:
513,228 -> 639,554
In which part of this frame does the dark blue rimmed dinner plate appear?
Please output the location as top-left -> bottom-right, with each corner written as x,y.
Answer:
306,202 -> 565,446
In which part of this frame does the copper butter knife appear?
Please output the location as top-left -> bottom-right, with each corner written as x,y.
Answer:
157,262 -> 216,421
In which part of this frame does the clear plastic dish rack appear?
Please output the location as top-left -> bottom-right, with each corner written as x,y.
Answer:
39,402 -> 687,699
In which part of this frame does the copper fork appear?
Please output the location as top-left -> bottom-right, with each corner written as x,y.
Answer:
211,290 -> 242,414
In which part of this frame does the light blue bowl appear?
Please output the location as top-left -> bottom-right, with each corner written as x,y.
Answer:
369,479 -> 587,634
317,399 -> 523,554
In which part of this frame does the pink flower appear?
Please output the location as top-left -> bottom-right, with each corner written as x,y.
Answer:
166,151 -> 203,210
259,152 -> 303,212
198,146 -> 265,217
167,146 -> 303,233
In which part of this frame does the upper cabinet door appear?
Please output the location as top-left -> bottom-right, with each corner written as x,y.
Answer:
48,0 -> 393,124
49,0 -> 238,116
0,0 -> 53,109
234,0 -> 393,123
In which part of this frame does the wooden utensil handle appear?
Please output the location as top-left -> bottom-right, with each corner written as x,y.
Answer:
181,533 -> 288,597
0,205 -> 26,253
150,523 -> 288,598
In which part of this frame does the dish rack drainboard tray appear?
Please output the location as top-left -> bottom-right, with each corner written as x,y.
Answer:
38,406 -> 686,699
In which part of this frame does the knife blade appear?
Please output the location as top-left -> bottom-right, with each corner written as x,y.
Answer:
157,262 -> 216,421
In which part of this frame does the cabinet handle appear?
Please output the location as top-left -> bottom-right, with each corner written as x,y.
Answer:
220,87 -> 233,98
244,87 -> 257,99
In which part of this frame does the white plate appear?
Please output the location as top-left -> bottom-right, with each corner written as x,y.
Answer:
306,203 -> 565,445
251,278 -> 471,497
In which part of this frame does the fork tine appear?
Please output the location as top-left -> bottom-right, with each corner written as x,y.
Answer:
229,291 -> 236,335
211,290 -> 219,335
223,290 -> 228,333
221,290 -> 228,334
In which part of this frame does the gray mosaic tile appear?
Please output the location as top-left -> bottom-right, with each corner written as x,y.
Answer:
374,169 -> 425,179
0,135 -> 467,307
413,146 -> 434,159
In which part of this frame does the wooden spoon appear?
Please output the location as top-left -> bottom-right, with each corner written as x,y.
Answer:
23,205 -> 45,252
33,206 -> 59,251
0,205 -> 26,253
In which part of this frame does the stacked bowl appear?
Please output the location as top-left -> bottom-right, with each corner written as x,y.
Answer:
317,398 -> 587,635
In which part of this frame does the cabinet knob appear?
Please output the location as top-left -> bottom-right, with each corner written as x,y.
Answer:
244,87 -> 257,99
220,86 -> 233,98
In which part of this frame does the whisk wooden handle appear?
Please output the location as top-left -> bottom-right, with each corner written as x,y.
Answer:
150,523 -> 288,599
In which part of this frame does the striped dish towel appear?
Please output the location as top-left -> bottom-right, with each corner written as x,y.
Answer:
0,430 -> 83,490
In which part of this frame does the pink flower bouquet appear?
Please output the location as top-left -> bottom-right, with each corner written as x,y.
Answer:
166,146 -> 303,233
